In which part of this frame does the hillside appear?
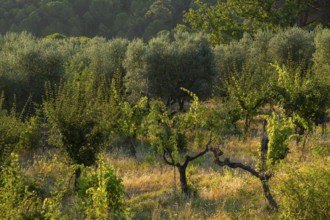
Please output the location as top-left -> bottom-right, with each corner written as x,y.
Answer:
0,0 -> 195,39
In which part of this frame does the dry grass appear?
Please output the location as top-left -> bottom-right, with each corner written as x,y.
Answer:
15,126 -> 328,219
102,149 -> 274,219
98,127 -> 329,219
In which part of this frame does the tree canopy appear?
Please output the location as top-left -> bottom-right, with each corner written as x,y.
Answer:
183,0 -> 330,44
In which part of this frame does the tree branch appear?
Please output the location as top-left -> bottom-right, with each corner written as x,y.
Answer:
184,132 -> 212,167
162,150 -> 175,166
210,147 -> 271,180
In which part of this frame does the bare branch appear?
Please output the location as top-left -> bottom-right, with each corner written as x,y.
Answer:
210,147 -> 271,180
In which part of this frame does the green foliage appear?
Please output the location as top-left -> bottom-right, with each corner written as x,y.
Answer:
117,97 -> 149,138
40,157 -> 74,220
43,69 -> 106,166
268,27 -> 315,66
124,31 -> 215,107
183,0 -> 323,44
277,162 -> 330,219
213,33 -> 252,80
313,28 -> 330,87
146,99 -> 177,157
77,156 -> 126,218
224,61 -> 272,135
272,64 -> 329,132
69,37 -> 129,82
45,33 -> 66,39
0,153 -> 29,219
266,113 -> 294,164
0,0 -> 197,40
18,115 -> 43,151
0,15 -> 329,219
0,153 -> 47,219
0,151 -> 83,219
146,89 -> 217,163
124,39 -> 148,104
0,98 -> 26,164
0,32 -> 65,110
183,0 -> 248,44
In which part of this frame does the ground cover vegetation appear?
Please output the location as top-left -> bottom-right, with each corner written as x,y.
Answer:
0,1 -> 330,219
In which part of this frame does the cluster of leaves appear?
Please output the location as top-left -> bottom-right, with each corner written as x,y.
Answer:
266,112 -> 294,164
0,32 -> 65,110
0,31 -> 216,112
124,31 -> 215,107
183,0 -> 329,44
0,153 -> 74,219
146,88 -> 218,163
273,64 -> 329,133
213,27 -> 330,137
0,152 -> 126,219
43,69 -> 107,166
277,162 -> 330,219
77,156 -> 126,219
0,93 -> 45,165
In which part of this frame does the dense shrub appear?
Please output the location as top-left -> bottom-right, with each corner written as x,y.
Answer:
277,162 -> 330,219
43,69 -> 107,167
77,156 -> 126,218
0,96 -> 26,164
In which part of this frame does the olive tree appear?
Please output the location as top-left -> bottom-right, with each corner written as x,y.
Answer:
68,37 -> 129,82
0,32 -> 65,111
124,32 -> 215,109
268,27 -> 315,66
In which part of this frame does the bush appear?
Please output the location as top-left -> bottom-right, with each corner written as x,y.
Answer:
0,153 -> 44,219
43,69 -> 107,166
77,156 -> 126,219
0,98 -> 26,165
276,162 -> 330,219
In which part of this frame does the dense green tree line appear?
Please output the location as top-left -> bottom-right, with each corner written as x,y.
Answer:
0,0 -> 197,40
0,27 -> 328,114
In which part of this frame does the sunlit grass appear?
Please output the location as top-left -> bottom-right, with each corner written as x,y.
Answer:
13,127 -> 329,219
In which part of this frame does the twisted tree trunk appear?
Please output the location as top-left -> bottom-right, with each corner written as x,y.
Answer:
163,136 -> 212,195
210,135 -> 279,211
